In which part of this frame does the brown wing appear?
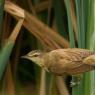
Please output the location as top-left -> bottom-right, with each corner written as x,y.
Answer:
49,48 -> 95,69
66,64 -> 94,75
63,48 -> 95,60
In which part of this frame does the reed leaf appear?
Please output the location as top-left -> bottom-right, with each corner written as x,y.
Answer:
0,19 -> 23,79
0,0 -> 5,47
64,0 -> 75,48
0,41 -> 14,79
72,0 -> 89,95
4,1 -> 69,49
53,0 -> 67,38
84,0 -> 95,95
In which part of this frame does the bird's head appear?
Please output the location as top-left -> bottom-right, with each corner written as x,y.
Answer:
21,50 -> 45,67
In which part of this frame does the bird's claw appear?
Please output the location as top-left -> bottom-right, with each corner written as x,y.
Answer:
70,80 -> 80,87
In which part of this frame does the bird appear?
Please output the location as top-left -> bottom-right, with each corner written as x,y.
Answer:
21,48 -> 95,76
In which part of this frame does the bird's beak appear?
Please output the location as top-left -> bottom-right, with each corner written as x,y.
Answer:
21,55 -> 31,60
21,55 -> 27,58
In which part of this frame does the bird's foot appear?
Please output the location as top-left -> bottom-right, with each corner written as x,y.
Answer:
70,80 -> 80,87
70,74 -> 82,87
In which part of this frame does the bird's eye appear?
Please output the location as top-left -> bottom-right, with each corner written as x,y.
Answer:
30,53 -> 41,57
32,54 -> 39,57
27,51 -> 42,57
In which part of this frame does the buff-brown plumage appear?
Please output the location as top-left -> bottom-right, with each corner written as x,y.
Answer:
22,48 -> 95,76
42,48 -> 95,75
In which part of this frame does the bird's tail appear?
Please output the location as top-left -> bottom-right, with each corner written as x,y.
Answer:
83,54 -> 95,66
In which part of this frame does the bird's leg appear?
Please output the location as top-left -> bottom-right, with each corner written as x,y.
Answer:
70,74 -> 83,87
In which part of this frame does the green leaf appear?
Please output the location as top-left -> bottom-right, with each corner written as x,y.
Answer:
0,0 -> 5,47
64,0 -> 75,48
72,0 -> 89,95
0,41 -> 14,79
53,0 -> 67,38
84,0 -> 95,95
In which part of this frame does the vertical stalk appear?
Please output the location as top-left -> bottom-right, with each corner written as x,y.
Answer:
72,0 -> 89,95
72,0 -> 83,95
64,0 -> 75,48
53,0 -> 67,38
0,0 -> 5,47
39,70 -> 46,95
84,0 -> 95,95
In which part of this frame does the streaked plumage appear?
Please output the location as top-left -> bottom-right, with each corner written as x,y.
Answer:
22,48 -> 95,76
